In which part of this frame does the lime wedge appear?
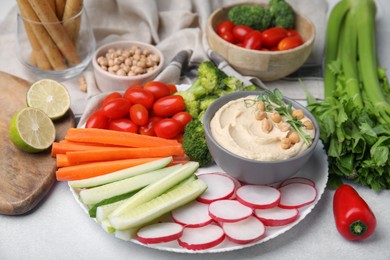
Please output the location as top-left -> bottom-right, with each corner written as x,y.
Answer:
9,107 -> 56,153
26,79 -> 71,120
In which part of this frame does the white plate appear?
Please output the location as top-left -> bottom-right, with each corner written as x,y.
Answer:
69,141 -> 328,254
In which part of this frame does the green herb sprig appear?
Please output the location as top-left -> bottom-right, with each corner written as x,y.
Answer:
248,89 -> 312,146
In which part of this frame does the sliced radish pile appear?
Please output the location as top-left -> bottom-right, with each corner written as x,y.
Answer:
222,216 -> 266,244
254,207 -> 299,226
208,199 -> 253,222
197,173 -> 235,203
279,177 -> 315,188
278,183 -> 317,209
178,224 -> 225,250
136,222 -> 183,244
171,200 -> 213,227
236,185 -> 280,209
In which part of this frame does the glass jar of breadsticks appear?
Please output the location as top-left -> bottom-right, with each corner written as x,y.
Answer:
16,0 -> 96,81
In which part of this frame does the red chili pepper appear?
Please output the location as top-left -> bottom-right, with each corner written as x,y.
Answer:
333,184 -> 376,241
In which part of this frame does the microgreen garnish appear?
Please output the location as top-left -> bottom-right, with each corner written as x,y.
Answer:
256,89 -> 312,146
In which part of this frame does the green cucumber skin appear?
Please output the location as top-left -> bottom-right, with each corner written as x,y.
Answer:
110,179 -> 207,230
89,190 -> 138,218
93,172 -> 196,221
69,157 -> 173,188
81,164 -> 183,205
109,161 -> 199,218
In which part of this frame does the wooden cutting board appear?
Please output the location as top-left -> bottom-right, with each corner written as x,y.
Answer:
0,72 -> 75,215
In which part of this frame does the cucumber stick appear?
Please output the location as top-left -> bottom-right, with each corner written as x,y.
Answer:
80,164 -> 183,205
95,174 -> 197,222
110,179 -> 207,230
109,161 -> 199,220
69,157 -> 172,188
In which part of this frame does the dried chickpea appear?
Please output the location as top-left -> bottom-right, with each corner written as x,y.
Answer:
256,101 -> 265,111
270,112 -> 282,123
255,110 -> 267,120
116,69 -> 126,76
278,122 -> 291,132
261,119 -> 273,133
288,132 -> 300,144
280,137 -> 292,149
291,109 -> 304,120
303,120 -> 314,130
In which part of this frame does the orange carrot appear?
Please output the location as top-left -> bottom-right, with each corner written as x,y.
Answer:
55,157 -> 159,181
64,128 -> 180,148
56,154 -> 70,167
51,141 -> 119,157
65,145 -> 184,165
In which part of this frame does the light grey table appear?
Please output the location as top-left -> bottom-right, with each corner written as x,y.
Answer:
1,1 -> 390,259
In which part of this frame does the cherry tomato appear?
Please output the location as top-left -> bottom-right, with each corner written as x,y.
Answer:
130,104 -> 149,126
172,111 -> 192,132
219,31 -> 237,44
167,84 -> 178,94
102,97 -> 131,119
243,30 -> 263,50
153,95 -> 185,117
217,21 -> 234,35
286,29 -> 299,37
278,35 -> 304,51
261,27 -> 288,48
86,110 -> 109,129
143,81 -> 171,100
124,88 -> 155,109
232,25 -> 253,42
102,92 -> 122,107
154,118 -> 182,139
138,116 -> 163,136
109,118 -> 138,133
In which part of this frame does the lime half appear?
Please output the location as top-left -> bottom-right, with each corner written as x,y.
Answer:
9,107 -> 56,153
26,79 -> 71,120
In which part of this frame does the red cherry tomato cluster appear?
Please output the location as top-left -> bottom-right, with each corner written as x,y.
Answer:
217,21 -> 303,51
86,81 -> 191,140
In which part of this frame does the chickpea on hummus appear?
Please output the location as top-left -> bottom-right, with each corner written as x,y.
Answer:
210,95 -> 315,161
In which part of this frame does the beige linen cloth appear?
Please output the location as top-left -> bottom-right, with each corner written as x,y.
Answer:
0,0 -> 327,121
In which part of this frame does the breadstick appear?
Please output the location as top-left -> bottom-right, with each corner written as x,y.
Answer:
28,0 -> 81,66
17,0 -> 66,70
62,0 -> 83,44
55,0 -> 66,20
48,0 -> 56,14
25,23 -> 52,70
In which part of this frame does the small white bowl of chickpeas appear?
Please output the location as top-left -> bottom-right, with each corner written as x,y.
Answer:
92,41 -> 164,92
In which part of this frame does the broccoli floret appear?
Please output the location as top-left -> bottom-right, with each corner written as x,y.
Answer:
182,119 -> 212,167
243,84 -> 259,91
228,5 -> 273,31
199,95 -> 219,112
175,61 -> 226,118
269,0 -> 295,29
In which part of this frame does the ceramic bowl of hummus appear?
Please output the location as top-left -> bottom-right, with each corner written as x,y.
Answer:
203,91 -> 320,185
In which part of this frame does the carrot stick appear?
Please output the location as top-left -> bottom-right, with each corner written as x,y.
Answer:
51,141 -> 120,157
55,158 -> 159,181
56,154 -> 70,167
66,145 -> 184,165
64,128 -> 180,148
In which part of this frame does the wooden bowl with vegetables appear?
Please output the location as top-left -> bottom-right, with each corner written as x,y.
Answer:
206,1 -> 315,81
92,41 -> 164,92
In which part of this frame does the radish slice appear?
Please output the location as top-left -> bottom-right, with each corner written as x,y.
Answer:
279,177 -> 315,188
236,185 -> 281,209
178,224 -> 225,250
278,183 -> 317,209
201,172 -> 241,199
222,216 -> 266,244
254,207 -> 299,226
197,173 -> 235,203
136,222 -> 183,244
208,200 -> 253,223
171,200 -> 213,228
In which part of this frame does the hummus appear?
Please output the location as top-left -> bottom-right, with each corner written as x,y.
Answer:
210,95 -> 315,161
